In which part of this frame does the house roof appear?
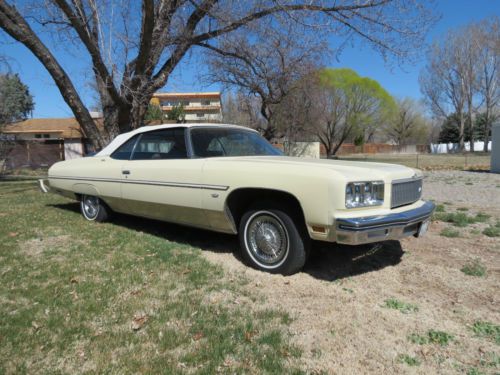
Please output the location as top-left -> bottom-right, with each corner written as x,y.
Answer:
152,92 -> 221,99
2,118 -> 100,139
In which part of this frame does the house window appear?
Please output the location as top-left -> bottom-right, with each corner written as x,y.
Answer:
162,101 -> 177,106
35,134 -> 42,138
202,100 -> 211,106
43,134 -> 50,138
196,113 -> 205,118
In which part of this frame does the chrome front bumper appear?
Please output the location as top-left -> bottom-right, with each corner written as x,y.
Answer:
334,201 -> 435,245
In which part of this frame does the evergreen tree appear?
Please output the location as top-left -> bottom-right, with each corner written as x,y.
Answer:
0,73 -> 34,125
438,113 -> 461,143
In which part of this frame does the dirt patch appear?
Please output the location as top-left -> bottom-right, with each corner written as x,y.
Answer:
20,235 -> 73,257
201,170 -> 500,374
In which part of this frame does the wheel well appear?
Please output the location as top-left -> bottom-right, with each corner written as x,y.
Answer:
225,188 -> 307,231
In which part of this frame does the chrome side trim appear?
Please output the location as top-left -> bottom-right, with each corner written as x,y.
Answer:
49,175 -> 229,191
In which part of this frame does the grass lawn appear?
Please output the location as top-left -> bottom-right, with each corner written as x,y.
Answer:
0,180 -> 301,374
337,153 -> 491,170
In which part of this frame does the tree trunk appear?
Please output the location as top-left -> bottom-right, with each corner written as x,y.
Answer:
100,105 -> 132,144
458,110 -> 465,152
483,125 -> 489,152
483,108 -> 490,152
129,96 -> 151,130
331,142 -> 344,156
259,102 -> 276,141
467,108 -> 474,152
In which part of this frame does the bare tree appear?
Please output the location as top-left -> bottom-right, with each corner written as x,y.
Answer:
420,38 -> 468,151
420,17 -> 500,152
383,97 -> 429,147
221,91 -> 264,129
272,72 -> 320,149
475,17 -> 500,151
0,0 -> 437,148
201,23 -> 327,139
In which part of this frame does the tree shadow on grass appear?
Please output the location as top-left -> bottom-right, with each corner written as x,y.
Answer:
48,202 -> 404,282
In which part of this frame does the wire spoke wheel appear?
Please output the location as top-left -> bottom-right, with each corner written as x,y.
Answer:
80,195 -> 108,221
244,211 -> 289,268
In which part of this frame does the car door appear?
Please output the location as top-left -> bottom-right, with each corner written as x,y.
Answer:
120,127 -> 208,228
91,135 -> 139,212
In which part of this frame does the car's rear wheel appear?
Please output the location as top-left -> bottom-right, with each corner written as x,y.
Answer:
80,194 -> 109,222
239,207 -> 308,275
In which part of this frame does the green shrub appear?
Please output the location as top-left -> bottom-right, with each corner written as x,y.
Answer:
440,228 -> 460,238
408,330 -> 453,346
408,333 -> 428,345
466,368 -> 485,375
474,212 -> 491,223
483,225 -> 500,237
461,259 -> 487,277
434,212 -> 490,227
435,204 -> 445,212
471,321 -> 500,345
427,330 -> 454,346
397,354 -> 420,367
384,298 -> 419,314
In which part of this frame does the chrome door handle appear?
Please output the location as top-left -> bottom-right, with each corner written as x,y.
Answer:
122,170 -> 130,175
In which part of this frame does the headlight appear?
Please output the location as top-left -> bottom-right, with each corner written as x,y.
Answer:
345,181 -> 384,208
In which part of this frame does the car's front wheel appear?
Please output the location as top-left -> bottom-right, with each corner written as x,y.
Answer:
80,194 -> 109,222
239,207 -> 308,275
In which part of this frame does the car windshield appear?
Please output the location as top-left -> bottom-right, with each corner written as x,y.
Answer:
190,127 -> 283,158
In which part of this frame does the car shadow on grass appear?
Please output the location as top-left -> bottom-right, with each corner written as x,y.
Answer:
49,202 -> 404,282
305,241 -> 403,281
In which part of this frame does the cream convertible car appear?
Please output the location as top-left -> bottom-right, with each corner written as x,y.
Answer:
40,123 -> 435,275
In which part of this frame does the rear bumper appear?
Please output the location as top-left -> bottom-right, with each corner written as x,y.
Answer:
334,201 -> 435,245
38,179 -> 50,193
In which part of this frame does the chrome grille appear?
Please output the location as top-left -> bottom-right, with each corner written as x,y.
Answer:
391,178 -> 422,208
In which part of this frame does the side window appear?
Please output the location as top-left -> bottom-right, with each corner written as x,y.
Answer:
110,136 -> 138,160
131,128 -> 187,160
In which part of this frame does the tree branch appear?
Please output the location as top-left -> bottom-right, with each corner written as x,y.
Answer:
134,0 -> 155,76
192,1 -> 391,43
53,0 -> 122,104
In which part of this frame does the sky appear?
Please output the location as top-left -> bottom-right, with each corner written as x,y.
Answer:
1,0 -> 499,118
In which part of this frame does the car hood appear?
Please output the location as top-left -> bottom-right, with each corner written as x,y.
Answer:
206,155 -> 420,182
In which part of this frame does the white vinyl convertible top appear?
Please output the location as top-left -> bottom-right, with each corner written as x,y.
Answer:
95,123 -> 257,156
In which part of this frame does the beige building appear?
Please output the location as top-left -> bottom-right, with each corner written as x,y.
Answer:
151,92 -> 222,122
